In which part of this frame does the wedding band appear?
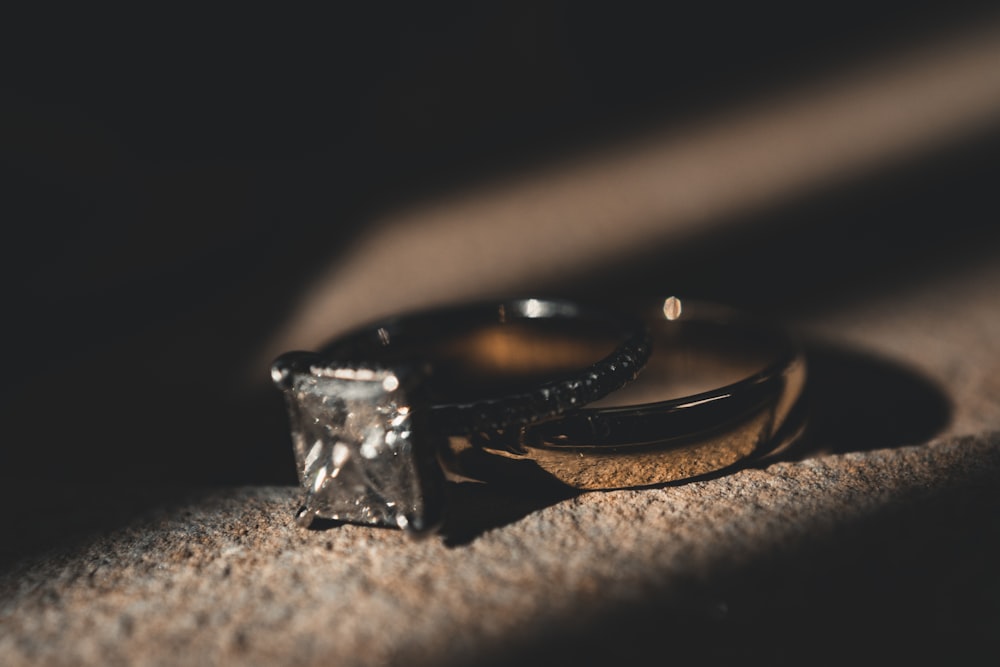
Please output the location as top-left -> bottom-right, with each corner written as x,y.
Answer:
271,297 -> 651,534
449,297 -> 808,490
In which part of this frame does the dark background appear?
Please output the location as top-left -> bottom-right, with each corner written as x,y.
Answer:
2,2 -> 999,487
4,5 -> 1000,664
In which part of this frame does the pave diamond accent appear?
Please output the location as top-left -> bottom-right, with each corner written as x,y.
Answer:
276,363 -> 433,530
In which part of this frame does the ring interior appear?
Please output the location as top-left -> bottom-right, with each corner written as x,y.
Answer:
522,316 -> 800,448
323,309 -> 628,405
587,318 -> 785,407
421,320 -> 623,403
446,311 -> 806,490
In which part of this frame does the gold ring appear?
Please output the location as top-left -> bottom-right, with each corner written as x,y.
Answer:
446,297 -> 808,490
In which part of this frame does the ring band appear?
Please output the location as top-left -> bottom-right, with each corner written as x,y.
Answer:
314,298 -> 652,434
271,297 -> 652,534
448,297 -> 808,490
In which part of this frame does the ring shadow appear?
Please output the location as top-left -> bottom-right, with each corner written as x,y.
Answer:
436,341 -> 988,665
770,336 -> 952,461
437,335 -> 953,546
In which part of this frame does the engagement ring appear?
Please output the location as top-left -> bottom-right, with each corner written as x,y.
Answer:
271,297 -> 652,534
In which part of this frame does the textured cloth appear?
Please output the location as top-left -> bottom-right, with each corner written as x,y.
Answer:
4,19 -> 1000,667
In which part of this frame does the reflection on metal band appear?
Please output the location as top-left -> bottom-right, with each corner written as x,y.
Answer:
520,407 -> 771,489
447,298 -> 808,490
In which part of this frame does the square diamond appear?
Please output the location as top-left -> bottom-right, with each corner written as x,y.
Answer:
277,364 -> 437,531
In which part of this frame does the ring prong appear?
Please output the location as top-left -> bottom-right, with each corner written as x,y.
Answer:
399,513 -> 439,540
271,351 -> 322,389
294,505 -> 317,529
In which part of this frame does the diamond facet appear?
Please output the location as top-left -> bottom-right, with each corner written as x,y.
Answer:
275,362 -> 439,531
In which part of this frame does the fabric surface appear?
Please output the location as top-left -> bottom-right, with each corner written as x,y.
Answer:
3,10 -> 1000,667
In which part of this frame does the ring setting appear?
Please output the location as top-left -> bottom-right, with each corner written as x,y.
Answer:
272,359 -> 444,532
